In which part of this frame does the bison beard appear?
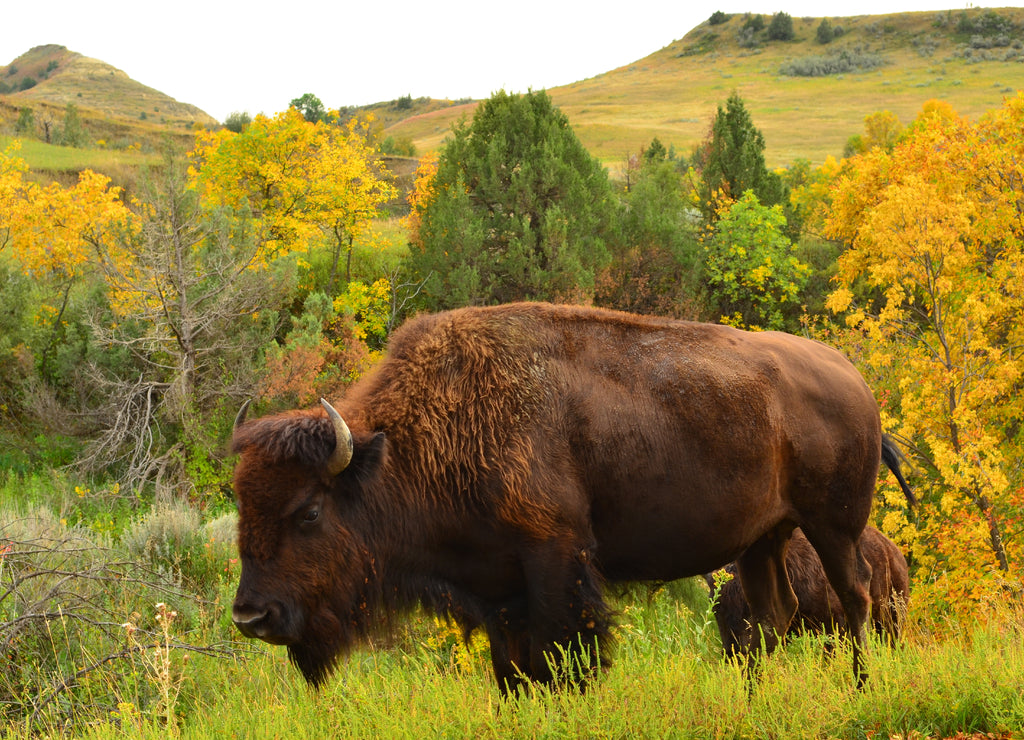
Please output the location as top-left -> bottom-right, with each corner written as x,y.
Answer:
288,613 -> 345,688
230,302 -> 911,695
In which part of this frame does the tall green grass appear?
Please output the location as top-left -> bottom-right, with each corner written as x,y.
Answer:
2,472 -> 1022,739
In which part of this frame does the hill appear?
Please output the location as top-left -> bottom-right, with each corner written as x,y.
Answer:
0,44 -> 217,171
380,7 -> 1024,166
2,9 -> 1022,174
1,44 -> 216,128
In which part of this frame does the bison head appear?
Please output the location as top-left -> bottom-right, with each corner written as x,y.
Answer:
230,399 -> 386,686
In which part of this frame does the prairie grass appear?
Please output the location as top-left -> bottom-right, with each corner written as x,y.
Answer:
383,8 -> 1024,166
2,473 -> 1023,739
0,135 -> 156,174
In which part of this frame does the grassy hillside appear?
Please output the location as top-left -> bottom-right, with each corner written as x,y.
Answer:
3,9 -> 1022,176
382,7 -> 1024,166
1,44 -> 215,128
0,44 -> 215,176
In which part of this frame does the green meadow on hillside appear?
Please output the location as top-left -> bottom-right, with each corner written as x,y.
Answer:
383,7 -> 1024,165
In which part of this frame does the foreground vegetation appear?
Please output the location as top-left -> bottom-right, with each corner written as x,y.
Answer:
2,472 -> 1022,738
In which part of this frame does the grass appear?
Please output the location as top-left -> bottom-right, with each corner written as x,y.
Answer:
381,8 -> 1024,167
1,135 -> 157,172
3,471 -> 1023,738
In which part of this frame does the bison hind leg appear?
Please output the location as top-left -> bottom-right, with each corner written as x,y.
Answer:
801,526 -> 873,687
735,525 -> 799,660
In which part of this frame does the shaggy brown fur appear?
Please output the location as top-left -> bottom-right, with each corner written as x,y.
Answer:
230,302 -> 912,693
707,527 -> 910,657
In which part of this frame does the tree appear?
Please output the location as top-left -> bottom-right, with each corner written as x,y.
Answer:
845,110 -> 904,156
703,190 -> 810,330
743,14 -> 764,33
1,146 -> 135,386
83,144 -> 290,494
816,19 -> 835,44
223,111 -> 252,133
596,142 -> 703,318
690,92 -> 786,222
767,12 -> 795,41
405,90 -> 615,309
192,107 -> 396,291
15,107 -> 34,138
290,93 -> 327,123
60,103 -> 86,148
825,95 -> 1024,616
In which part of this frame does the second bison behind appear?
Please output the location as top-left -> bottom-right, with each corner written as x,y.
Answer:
708,527 -> 909,655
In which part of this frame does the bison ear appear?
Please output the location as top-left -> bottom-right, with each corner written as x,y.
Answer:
336,432 -> 386,487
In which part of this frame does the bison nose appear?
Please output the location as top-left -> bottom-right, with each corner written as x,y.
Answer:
231,603 -> 270,638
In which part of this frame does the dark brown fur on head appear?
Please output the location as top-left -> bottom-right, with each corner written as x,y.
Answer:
231,407 -> 395,683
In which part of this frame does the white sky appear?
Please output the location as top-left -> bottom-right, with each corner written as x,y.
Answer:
1,1 -> 1009,123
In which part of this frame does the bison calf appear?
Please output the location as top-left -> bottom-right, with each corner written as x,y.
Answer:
707,527 -> 909,657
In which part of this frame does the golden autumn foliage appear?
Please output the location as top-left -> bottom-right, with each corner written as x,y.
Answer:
404,152 -> 439,251
190,107 -> 396,282
1,143 -> 134,280
825,94 -> 1024,622
1,110 -> 399,492
0,142 -> 136,345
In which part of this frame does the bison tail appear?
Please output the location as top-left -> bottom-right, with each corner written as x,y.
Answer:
881,435 -> 916,507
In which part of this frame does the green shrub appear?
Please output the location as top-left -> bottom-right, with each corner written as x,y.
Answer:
122,501 -> 201,563
223,110 -> 252,133
780,47 -> 888,76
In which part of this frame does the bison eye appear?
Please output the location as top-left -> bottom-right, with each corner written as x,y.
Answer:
302,508 -> 319,524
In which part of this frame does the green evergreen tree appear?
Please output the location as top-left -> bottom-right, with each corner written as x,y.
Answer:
406,90 -> 614,310
60,103 -> 86,148
767,12 -> 795,41
816,18 -> 835,44
691,92 -> 786,221
15,107 -> 34,138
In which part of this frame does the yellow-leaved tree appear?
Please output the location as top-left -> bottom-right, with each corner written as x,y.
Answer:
825,95 -> 1024,619
0,142 -> 135,382
191,107 -> 396,292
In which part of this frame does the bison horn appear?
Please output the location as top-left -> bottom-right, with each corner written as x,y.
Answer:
320,398 -> 354,476
233,399 -> 252,431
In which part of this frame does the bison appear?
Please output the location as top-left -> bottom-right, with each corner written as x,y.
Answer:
229,302 -> 914,693
706,526 -> 910,657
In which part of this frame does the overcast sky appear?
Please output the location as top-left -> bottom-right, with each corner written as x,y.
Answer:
1,1 -> 1007,123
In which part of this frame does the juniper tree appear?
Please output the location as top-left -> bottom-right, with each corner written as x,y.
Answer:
405,90 -> 615,309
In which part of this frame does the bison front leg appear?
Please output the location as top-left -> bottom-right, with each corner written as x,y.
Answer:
484,605 -> 531,697
518,540 -> 612,691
